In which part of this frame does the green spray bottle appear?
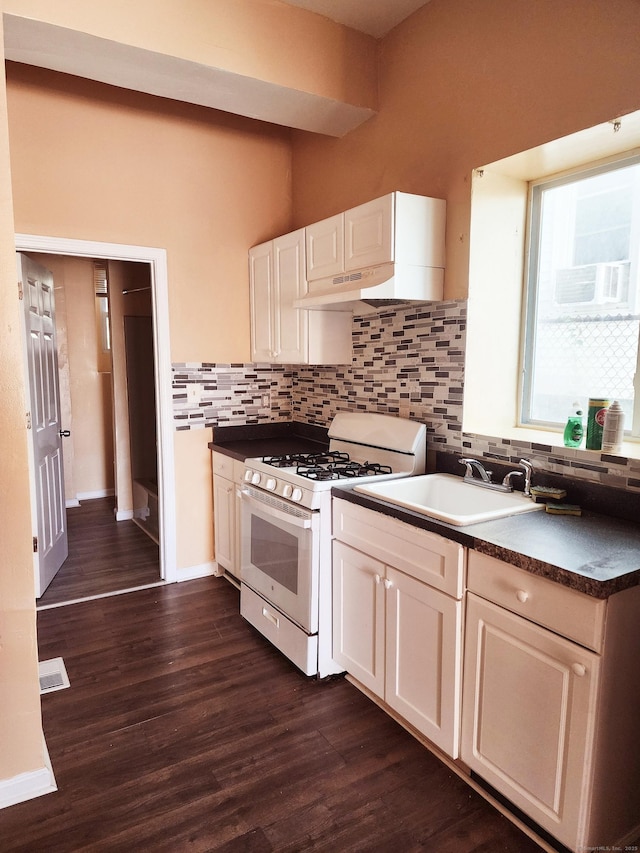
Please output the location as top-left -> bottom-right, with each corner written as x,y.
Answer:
563,403 -> 584,448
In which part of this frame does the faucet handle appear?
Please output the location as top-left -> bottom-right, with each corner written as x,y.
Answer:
459,457 -> 475,475
501,470 -> 523,490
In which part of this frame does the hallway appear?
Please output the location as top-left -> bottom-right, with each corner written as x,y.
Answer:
37,497 -> 161,608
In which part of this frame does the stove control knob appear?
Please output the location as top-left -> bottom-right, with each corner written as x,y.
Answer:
244,469 -> 253,483
282,484 -> 293,499
292,487 -> 303,503
251,472 -> 262,486
265,477 -> 277,491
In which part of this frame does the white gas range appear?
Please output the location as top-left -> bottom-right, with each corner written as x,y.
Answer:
239,412 -> 427,677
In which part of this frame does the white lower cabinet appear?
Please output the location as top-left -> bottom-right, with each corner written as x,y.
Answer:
461,591 -> 599,849
332,499 -> 464,758
212,451 -> 244,583
333,502 -> 640,852
461,551 -> 640,852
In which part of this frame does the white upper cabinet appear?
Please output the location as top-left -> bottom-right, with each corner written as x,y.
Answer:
345,194 -> 394,271
305,212 -> 344,281
250,229 -> 352,365
249,240 -> 277,362
306,192 -> 446,285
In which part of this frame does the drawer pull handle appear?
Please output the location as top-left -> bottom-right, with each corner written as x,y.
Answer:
572,663 -> 586,677
262,607 -> 279,629
383,578 -> 393,590
516,589 -> 529,603
374,573 -> 382,585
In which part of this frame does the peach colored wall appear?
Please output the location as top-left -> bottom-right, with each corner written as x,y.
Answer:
0,29 -> 45,785
290,0 -> 640,299
5,63 -> 293,576
6,62 -> 292,364
1,0 -> 377,109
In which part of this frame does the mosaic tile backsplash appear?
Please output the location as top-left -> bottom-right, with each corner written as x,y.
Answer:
172,298 -> 640,492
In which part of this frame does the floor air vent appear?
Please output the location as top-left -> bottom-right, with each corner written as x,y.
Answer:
38,658 -> 70,694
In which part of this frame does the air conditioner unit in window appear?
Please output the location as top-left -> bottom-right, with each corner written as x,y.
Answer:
554,262 -> 629,305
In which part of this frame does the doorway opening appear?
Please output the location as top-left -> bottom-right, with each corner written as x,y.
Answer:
17,234 -> 176,608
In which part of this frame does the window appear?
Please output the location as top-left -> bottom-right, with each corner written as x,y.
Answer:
521,156 -> 640,434
94,261 -> 111,373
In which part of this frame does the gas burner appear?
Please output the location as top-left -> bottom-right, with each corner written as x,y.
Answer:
305,451 -> 350,466
294,460 -> 396,481
262,450 -> 350,468
296,465 -> 341,481
261,453 -> 311,468
329,461 -> 394,478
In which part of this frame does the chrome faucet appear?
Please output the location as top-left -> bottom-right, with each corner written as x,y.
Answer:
459,456 -> 534,495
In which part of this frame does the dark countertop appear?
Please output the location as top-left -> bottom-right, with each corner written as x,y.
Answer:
333,485 -> 640,599
209,421 -> 329,461
208,422 -> 640,599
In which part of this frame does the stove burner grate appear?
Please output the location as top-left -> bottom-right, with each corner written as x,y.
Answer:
329,461 -> 393,478
295,460 -> 394,480
263,450 -> 350,468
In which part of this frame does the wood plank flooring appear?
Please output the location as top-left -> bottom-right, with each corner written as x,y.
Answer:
37,497 -> 160,607
0,577 -> 547,852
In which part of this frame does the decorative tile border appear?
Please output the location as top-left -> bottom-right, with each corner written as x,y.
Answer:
172,363 -> 292,429
172,298 -> 640,493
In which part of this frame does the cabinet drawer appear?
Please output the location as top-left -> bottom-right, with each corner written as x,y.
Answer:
333,498 -> 465,598
212,452 -> 245,483
467,551 -> 606,652
241,584 -> 318,676
212,451 -> 234,479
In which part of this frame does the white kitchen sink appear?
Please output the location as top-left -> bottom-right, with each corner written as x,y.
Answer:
354,473 -> 545,526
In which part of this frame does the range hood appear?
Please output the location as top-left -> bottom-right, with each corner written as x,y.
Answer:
293,261 -> 444,314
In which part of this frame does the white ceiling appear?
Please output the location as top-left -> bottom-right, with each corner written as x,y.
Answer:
281,0 -> 430,38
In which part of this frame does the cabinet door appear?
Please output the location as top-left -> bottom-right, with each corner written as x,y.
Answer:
461,593 -> 600,850
385,567 -> 462,758
345,194 -> 394,271
306,213 -> 344,283
249,241 -> 275,362
332,541 -> 385,697
273,229 -> 307,364
213,474 -> 236,573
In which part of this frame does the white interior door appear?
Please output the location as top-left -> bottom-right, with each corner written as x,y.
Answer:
18,253 -> 68,597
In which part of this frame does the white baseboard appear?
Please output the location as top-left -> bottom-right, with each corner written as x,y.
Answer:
114,509 -> 134,521
65,498 -> 81,508
177,560 -> 218,582
77,488 -> 115,501
0,739 -> 57,811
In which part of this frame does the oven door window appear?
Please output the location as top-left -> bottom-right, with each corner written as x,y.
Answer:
250,515 -> 299,594
240,490 -> 319,634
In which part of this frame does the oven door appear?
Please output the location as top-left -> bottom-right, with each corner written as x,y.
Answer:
239,486 -> 320,633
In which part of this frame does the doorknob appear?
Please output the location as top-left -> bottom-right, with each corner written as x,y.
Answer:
59,429 -> 71,437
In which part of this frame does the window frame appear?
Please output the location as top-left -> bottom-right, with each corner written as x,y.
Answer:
520,152 -> 640,436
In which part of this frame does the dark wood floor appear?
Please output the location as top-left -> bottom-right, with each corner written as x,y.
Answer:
0,576 -> 547,852
37,497 -> 161,607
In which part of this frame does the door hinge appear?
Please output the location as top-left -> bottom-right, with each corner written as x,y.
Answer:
26,411 -> 32,430
33,536 -> 38,553
18,280 -> 23,300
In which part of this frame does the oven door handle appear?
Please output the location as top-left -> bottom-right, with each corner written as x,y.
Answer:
240,489 -> 313,529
